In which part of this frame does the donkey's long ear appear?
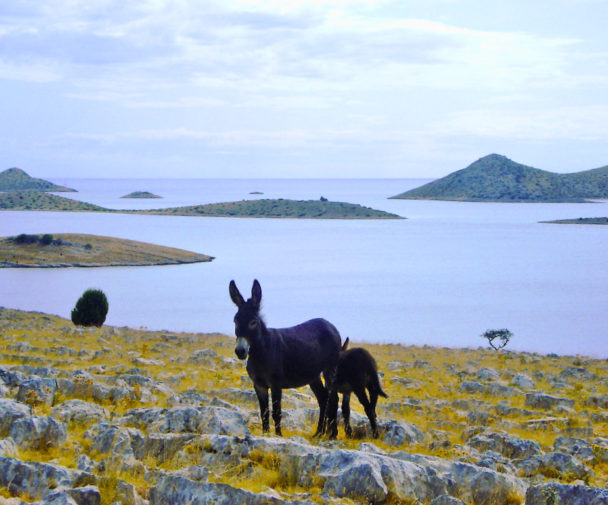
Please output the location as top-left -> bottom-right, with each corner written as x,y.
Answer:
229,280 -> 245,307
341,337 -> 350,351
251,279 -> 262,309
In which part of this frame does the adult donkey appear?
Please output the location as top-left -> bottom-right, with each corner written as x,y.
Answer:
229,279 -> 342,438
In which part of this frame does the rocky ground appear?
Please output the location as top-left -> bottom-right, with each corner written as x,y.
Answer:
1,307 -> 608,505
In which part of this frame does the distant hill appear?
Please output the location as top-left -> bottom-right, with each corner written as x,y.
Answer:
0,190 -> 106,212
390,154 -> 608,202
0,168 -> 76,192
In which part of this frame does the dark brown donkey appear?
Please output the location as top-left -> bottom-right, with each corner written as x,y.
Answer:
337,338 -> 388,438
229,279 -> 342,438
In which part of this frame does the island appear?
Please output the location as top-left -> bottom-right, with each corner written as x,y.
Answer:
541,217 -> 608,225
390,154 -> 608,202
0,167 -> 76,192
0,233 -> 214,267
0,190 -> 107,211
136,198 -> 403,219
0,191 -> 403,219
121,191 -> 162,199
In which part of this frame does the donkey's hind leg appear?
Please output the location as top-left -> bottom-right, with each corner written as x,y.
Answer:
310,376 -> 328,436
341,392 -> 353,438
353,385 -> 379,438
323,364 -> 339,439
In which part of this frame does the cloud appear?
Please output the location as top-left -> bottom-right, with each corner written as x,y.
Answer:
1,0 -> 607,177
436,105 -> 608,142
0,0 -> 589,100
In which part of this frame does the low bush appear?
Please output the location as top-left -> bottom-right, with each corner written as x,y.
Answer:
71,288 -> 109,327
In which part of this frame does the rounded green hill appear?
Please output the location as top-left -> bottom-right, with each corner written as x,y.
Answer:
0,167 -> 76,192
390,154 -> 608,203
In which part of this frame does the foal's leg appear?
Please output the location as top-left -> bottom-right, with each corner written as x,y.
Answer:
254,384 -> 270,433
368,387 -> 380,438
353,385 -> 379,438
341,392 -> 353,438
310,377 -> 328,436
270,385 -> 283,436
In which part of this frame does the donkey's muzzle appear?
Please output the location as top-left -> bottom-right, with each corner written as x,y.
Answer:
235,337 -> 249,360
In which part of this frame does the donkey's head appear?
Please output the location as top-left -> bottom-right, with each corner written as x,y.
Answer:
229,279 -> 263,360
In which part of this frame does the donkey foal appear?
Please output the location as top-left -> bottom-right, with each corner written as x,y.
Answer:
337,338 -> 388,438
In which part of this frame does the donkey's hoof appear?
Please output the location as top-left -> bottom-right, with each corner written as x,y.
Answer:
313,427 -> 325,438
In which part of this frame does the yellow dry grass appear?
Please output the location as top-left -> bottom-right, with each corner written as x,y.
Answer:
0,233 -> 212,267
2,306 -> 608,503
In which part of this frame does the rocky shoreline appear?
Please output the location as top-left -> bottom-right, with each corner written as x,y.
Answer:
0,307 -> 607,504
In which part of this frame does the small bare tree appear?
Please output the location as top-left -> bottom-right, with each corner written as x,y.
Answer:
482,328 -> 513,350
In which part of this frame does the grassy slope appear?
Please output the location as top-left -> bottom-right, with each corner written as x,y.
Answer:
2,307 -> 608,503
0,191 -> 403,219
0,168 -> 76,192
391,154 -> 608,202
0,233 -> 213,267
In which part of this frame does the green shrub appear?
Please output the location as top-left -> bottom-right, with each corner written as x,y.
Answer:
481,328 -> 513,350
13,233 -> 38,244
40,234 -> 53,245
71,289 -> 109,327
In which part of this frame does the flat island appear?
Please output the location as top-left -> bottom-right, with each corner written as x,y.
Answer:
137,198 -> 403,219
541,217 -> 608,225
121,191 -> 162,199
0,233 -> 213,267
0,191 -> 403,219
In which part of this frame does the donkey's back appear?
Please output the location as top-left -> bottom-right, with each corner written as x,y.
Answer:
275,317 -> 341,347
269,318 -> 341,388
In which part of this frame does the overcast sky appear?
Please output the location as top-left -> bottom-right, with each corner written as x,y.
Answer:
1,0 -> 607,178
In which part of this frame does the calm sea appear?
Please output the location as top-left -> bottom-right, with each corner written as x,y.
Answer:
1,178 -> 606,357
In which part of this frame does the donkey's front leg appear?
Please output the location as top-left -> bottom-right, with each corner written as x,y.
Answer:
254,384 -> 270,432
353,386 -> 378,438
270,386 -> 283,436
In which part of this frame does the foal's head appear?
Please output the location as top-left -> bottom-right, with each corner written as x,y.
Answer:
229,279 -> 263,360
